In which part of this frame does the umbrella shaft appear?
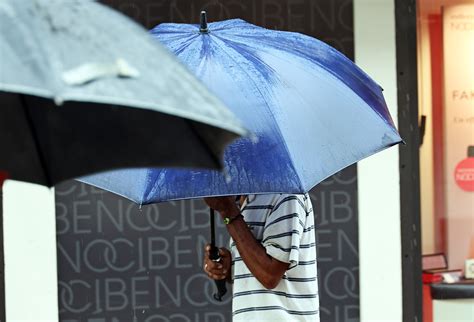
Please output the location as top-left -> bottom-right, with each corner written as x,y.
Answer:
210,208 -> 216,247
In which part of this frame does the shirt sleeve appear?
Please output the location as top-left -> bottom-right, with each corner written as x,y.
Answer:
262,194 -> 307,269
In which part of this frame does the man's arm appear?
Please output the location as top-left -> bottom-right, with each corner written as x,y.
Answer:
204,197 -> 289,289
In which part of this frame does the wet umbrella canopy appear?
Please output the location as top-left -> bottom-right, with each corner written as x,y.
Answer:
81,13 -> 402,204
0,1 -> 246,187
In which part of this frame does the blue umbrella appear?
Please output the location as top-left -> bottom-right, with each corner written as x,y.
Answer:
81,12 -> 402,205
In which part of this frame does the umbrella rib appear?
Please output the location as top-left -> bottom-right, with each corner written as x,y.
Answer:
19,95 -> 52,187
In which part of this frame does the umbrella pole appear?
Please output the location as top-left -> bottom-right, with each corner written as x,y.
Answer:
210,208 -> 215,247
209,208 -> 227,301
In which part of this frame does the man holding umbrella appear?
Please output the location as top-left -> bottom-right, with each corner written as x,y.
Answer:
80,11 -> 401,321
203,194 -> 320,321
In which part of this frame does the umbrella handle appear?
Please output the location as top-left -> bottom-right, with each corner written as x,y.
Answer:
209,208 -> 227,301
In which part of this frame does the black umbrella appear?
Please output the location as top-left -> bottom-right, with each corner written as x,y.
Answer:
0,0 -> 246,187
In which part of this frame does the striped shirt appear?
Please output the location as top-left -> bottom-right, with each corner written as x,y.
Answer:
230,194 -> 319,322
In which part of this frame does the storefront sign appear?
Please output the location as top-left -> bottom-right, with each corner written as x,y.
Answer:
454,147 -> 474,192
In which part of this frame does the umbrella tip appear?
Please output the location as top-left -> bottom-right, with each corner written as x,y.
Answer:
200,11 -> 209,33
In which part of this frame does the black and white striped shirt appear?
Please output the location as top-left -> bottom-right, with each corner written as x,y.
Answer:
230,194 -> 319,322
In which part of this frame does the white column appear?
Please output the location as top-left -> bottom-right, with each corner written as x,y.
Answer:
3,180 -> 58,322
417,13 -> 435,254
354,0 -> 403,321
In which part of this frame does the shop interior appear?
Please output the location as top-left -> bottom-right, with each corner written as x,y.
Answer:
417,0 -> 474,320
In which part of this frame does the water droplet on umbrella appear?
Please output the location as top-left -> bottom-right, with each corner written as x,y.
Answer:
250,133 -> 259,144
54,96 -> 64,105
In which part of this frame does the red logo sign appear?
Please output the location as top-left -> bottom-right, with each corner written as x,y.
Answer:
455,157 -> 474,192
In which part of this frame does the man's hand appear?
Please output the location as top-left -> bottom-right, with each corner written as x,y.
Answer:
203,196 -> 240,219
204,196 -> 288,289
203,244 -> 232,281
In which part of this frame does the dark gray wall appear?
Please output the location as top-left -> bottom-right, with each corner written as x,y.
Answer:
56,1 -> 358,321
311,169 -> 359,321
56,182 -> 231,322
